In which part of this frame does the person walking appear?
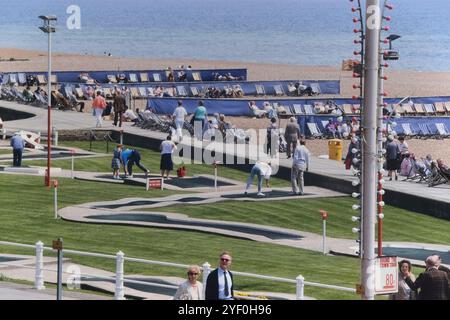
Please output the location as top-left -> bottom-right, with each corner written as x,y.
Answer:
344,136 -> 360,171
266,117 -> 279,158
173,265 -> 204,300
172,100 -> 187,141
244,161 -> 272,197
192,101 -> 207,140
389,260 -> 416,300
405,255 -> 450,300
291,139 -> 310,195
386,135 -> 400,181
10,132 -> 25,167
113,89 -> 127,127
284,117 -> 300,158
160,135 -> 177,179
92,91 -> 107,128
205,251 -> 234,300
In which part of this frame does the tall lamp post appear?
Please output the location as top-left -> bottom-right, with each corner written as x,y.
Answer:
39,15 -> 57,187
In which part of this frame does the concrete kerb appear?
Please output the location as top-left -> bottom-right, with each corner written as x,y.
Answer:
56,187 -> 355,253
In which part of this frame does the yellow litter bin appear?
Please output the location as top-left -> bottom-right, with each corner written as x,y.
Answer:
328,139 -> 343,161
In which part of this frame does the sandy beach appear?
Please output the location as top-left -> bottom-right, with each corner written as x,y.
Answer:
1,47 -> 450,161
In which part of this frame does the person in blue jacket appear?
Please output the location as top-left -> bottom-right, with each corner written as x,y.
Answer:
121,148 -> 149,178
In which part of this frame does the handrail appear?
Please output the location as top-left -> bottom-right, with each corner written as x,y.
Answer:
0,240 -> 356,299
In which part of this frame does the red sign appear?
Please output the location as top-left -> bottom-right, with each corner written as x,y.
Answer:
52,180 -> 59,188
320,210 -> 328,220
148,178 -> 162,189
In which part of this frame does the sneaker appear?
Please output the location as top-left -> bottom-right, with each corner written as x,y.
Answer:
257,192 -> 265,197
244,190 -> 248,195
129,175 -> 133,178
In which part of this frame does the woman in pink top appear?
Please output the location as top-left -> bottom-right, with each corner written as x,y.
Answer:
92,91 -> 107,127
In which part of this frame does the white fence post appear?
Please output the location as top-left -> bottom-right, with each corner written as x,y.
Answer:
115,251 -> 125,300
35,241 -> 45,290
296,275 -> 305,300
202,262 -> 211,300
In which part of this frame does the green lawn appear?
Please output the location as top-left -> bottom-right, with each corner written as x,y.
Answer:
2,139 -> 441,299
0,174 -> 360,299
25,140 -> 290,187
152,197 -> 450,244
0,149 -> 12,155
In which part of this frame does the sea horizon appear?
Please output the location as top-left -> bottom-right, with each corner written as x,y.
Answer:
1,0 -> 450,72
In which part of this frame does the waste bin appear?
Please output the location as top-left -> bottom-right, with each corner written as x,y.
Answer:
328,139 -> 343,161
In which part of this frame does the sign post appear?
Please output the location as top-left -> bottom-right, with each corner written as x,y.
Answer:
213,160 -> 221,191
70,149 -> 75,179
52,237 -> 63,300
374,256 -> 398,295
320,210 -> 328,255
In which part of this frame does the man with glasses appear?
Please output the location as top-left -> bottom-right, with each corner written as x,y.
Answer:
205,251 -> 234,300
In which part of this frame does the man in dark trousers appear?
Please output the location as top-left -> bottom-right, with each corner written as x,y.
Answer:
121,148 -> 149,178
405,255 -> 450,300
113,89 -> 127,127
205,251 -> 234,300
10,132 -> 25,167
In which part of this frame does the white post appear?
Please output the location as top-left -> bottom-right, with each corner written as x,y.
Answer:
214,166 -> 218,191
146,177 -> 149,191
71,153 -> 74,179
1,128 -> 6,140
52,127 -> 58,146
323,219 -> 327,255
54,183 -> 58,219
161,177 -> 164,190
202,262 -> 211,300
296,275 -> 305,300
35,241 -> 45,290
115,251 -> 125,300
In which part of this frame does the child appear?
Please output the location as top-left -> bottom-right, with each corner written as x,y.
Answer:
111,144 -> 123,179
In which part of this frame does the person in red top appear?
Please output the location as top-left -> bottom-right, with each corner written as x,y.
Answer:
92,91 -> 107,127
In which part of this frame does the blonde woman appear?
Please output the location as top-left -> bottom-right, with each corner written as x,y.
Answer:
173,265 -> 204,300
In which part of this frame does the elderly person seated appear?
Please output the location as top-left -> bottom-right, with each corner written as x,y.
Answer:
22,86 -> 35,102
325,118 -> 341,139
217,114 -> 234,137
248,101 -> 267,118
437,158 -> 450,176
263,102 -> 277,119
122,108 -> 139,124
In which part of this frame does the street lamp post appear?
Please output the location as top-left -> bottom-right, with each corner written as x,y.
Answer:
39,15 -> 57,187
361,0 -> 381,300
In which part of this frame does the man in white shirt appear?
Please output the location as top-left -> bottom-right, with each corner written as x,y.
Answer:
244,161 -> 272,197
292,139 -> 310,195
205,251 -> 234,300
172,100 -> 187,141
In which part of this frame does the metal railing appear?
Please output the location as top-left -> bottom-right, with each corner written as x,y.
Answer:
0,240 -> 356,300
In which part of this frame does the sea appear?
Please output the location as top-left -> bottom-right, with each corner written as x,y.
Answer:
0,0 -> 450,72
